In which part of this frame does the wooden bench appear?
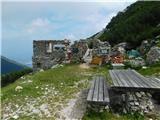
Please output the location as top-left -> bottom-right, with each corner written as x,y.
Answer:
87,76 -> 110,104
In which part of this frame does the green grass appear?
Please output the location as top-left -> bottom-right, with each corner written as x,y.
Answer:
138,63 -> 160,76
2,63 -> 159,120
1,64 -> 109,119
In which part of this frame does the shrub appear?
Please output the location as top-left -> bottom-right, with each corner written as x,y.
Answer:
1,68 -> 33,87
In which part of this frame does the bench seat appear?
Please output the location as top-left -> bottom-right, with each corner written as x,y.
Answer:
87,76 -> 110,104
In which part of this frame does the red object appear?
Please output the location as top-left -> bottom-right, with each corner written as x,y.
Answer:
111,55 -> 123,64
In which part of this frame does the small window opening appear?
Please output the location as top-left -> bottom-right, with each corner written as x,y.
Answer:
46,42 -> 52,53
37,62 -> 41,68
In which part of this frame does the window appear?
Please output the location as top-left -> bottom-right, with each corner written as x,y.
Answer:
53,44 -> 65,51
46,42 -> 52,53
37,62 -> 41,68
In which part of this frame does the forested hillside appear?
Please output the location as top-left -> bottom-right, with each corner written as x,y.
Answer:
1,56 -> 29,74
97,1 -> 160,48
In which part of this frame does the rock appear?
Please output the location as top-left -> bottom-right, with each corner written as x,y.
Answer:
28,80 -> 32,83
32,109 -> 41,114
115,113 -> 120,118
122,94 -> 126,102
134,102 -> 139,106
105,105 -> 109,110
100,109 -> 104,113
140,92 -> 145,96
135,92 -> 142,98
60,83 -> 63,85
130,102 -> 135,106
54,112 -> 61,118
123,92 -> 155,114
146,93 -> 152,97
21,76 -> 25,79
129,57 -> 145,67
15,104 -> 19,108
123,109 -> 127,114
12,114 -> 19,119
40,104 -> 48,112
139,40 -> 150,54
128,95 -> 134,101
51,64 -> 59,69
15,86 -> 23,92
142,66 -> 147,69
148,105 -> 154,110
59,64 -> 63,67
146,46 -> 160,64
39,69 -> 44,72
54,91 -> 58,95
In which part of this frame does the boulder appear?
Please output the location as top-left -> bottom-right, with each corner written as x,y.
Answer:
15,86 -> 23,92
146,47 -> 160,64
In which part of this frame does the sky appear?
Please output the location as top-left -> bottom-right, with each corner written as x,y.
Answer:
1,0 -> 135,66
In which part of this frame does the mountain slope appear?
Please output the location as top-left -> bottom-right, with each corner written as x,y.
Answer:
1,56 -> 29,74
96,1 -> 160,48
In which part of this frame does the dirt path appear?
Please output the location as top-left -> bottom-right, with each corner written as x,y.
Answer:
57,89 -> 88,120
79,63 -> 90,69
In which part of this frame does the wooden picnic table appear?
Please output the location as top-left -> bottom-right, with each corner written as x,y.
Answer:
109,69 -> 160,92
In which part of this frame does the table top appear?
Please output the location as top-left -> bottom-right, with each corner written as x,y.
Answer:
109,69 -> 160,91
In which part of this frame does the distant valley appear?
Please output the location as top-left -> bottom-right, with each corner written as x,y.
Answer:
1,56 -> 30,74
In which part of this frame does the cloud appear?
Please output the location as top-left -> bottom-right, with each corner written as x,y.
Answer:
2,1 -> 135,64
27,18 -> 53,34
3,0 -> 136,2
64,33 -> 77,41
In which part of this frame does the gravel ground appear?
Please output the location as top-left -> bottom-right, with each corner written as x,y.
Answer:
57,89 -> 88,120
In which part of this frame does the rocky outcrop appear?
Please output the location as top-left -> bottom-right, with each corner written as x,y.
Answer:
125,92 -> 154,114
110,91 -> 155,115
128,57 -> 145,67
146,47 -> 160,64
139,40 -> 150,55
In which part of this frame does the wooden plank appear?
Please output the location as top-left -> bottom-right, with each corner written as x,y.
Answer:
131,70 -> 151,88
147,78 -> 160,88
126,70 -> 145,88
111,70 -> 124,87
131,70 -> 150,88
87,78 -> 96,101
122,70 -> 140,88
145,77 -> 157,88
153,77 -> 160,84
92,76 -> 100,101
109,70 -> 119,86
98,76 -> 104,102
115,70 -> 131,87
112,70 -> 124,86
103,77 -> 110,103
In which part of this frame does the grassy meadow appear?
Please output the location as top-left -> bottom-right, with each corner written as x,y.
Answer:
1,63 -> 160,120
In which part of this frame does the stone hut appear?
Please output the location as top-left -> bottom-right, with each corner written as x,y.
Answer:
32,39 -> 70,71
91,39 -> 111,64
71,39 -> 88,62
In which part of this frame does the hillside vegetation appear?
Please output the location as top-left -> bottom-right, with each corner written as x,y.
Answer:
1,64 -> 108,120
98,1 -> 160,48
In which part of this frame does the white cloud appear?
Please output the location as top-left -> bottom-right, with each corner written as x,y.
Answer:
64,33 -> 77,40
27,18 -> 53,34
2,0 -> 136,2
83,11 -> 116,31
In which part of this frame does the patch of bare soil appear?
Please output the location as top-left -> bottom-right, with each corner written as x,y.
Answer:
79,63 -> 90,69
57,89 -> 88,120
